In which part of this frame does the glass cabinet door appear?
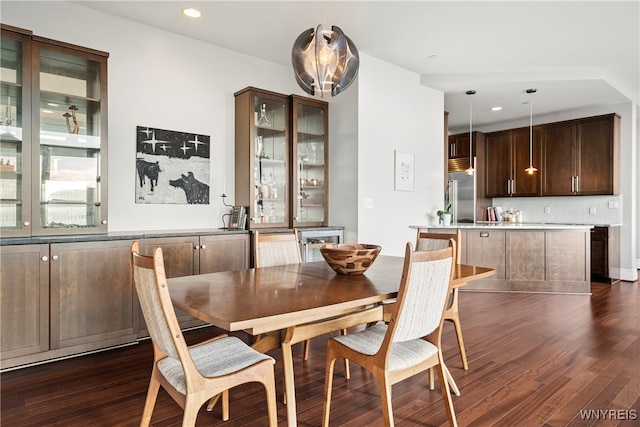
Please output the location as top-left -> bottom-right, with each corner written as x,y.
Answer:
33,42 -> 107,234
252,93 -> 288,227
0,28 -> 31,237
292,96 -> 328,227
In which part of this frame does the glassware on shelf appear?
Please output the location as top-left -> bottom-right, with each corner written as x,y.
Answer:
256,104 -> 272,128
310,142 -> 318,163
256,136 -> 268,158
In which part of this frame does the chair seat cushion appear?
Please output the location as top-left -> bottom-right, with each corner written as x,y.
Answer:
332,324 -> 438,371
157,336 -> 274,394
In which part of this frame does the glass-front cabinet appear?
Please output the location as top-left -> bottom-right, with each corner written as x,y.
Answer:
292,95 -> 328,227
0,25 -> 108,236
234,87 -> 290,228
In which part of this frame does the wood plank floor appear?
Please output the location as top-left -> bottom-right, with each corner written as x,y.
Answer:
2,282 -> 638,426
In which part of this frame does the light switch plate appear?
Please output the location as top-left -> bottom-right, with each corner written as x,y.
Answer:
364,198 -> 374,209
589,206 -> 597,215
608,200 -> 619,209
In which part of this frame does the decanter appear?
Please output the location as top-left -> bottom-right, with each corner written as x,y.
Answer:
256,104 -> 272,128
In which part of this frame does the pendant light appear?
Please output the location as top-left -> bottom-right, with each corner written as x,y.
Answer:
291,2 -> 359,97
525,88 -> 538,174
465,90 -> 476,175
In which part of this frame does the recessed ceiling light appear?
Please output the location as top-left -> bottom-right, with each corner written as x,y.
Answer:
182,8 -> 202,18
491,106 -> 503,111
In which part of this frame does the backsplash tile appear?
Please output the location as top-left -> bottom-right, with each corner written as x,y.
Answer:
492,195 -> 623,225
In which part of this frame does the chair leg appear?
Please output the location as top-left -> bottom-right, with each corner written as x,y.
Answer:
376,375 -> 394,427
451,315 -> 469,370
303,339 -> 310,361
435,359 -> 458,427
322,353 -> 338,427
429,367 -> 435,390
262,363 -> 279,427
340,329 -> 351,379
444,288 -> 469,370
182,396 -> 200,427
140,371 -> 161,427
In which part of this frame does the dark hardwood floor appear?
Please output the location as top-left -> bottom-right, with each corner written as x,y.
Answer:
2,282 -> 638,426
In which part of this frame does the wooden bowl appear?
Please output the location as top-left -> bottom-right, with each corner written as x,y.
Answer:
319,244 -> 382,275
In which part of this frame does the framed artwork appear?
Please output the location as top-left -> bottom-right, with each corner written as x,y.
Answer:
135,126 -> 211,204
394,150 -> 414,192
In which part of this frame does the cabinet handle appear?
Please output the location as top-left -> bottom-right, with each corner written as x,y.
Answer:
575,176 -> 579,193
571,176 -> 575,192
480,232 -> 489,237
200,245 -> 206,249
101,220 -> 107,225
194,245 -> 199,250
23,221 -> 30,226
511,179 -> 515,194
52,255 -> 59,261
41,255 -> 48,261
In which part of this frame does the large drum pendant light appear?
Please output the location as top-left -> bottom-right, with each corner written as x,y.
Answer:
525,88 -> 538,174
465,90 -> 476,175
291,24 -> 359,97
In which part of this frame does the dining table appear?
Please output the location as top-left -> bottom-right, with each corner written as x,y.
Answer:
169,255 -> 495,427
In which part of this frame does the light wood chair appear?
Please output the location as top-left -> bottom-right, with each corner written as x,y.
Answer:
416,228 -> 468,370
322,243 -> 458,427
130,241 -> 278,427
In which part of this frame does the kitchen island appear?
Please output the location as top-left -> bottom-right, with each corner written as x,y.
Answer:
410,223 -> 593,293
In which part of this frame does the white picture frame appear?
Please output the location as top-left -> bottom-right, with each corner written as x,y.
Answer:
394,150 -> 414,192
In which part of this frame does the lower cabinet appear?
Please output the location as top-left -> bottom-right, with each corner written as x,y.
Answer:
0,244 -> 49,362
0,232 -> 250,370
139,233 -> 250,334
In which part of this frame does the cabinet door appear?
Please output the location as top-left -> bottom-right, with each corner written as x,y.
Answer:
449,133 -> 471,159
234,87 -> 290,228
292,95 -> 328,227
484,131 -> 512,197
0,244 -> 49,360
49,240 -> 136,351
511,127 -> 542,196
465,230 -> 505,279
0,27 -> 32,237
576,115 -> 618,195
506,232 -> 545,281
140,236 -> 203,331
32,40 -> 108,235
542,121 -> 576,195
546,231 -> 588,282
199,233 -> 249,273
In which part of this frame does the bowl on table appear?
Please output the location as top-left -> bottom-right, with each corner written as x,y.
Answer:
319,244 -> 382,275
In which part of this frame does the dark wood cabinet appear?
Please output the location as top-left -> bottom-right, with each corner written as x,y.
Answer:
0,244 -> 49,361
485,127 -> 541,197
448,132 -> 471,159
542,114 -> 620,196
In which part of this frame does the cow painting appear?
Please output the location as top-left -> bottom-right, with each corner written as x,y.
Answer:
136,158 -> 161,192
169,172 -> 210,204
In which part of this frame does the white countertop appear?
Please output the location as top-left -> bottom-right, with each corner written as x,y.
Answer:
410,222 -> 595,230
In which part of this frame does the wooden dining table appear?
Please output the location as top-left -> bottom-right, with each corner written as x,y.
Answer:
169,255 -> 495,426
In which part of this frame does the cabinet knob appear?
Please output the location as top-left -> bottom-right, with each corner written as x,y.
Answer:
41,256 -> 48,261
101,220 -> 107,225
194,245 -> 199,250
23,221 -> 30,226
200,245 -> 206,249
52,255 -> 59,261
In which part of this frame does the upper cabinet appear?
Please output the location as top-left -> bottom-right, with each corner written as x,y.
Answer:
234,87 -> 329,229
291,95 -> 328,227
542,114 -> 620,196
0,25 -> 109,237
448,131 -> 474,160
484,126 -> 542,197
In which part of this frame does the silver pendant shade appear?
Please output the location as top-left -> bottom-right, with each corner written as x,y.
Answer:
291,25 -> 359,97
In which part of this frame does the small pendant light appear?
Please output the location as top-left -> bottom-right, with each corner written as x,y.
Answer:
525,88 -> 538,174
465,90 -> 476,175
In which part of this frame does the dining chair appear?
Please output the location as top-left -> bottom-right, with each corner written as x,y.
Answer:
416,228 -> 468,370
322,242 -> 458,427
130,241 -> 278,427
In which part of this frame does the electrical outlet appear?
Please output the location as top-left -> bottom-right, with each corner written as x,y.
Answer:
364,198 -> 374,209
589,206 -> 597,215
544,206 -> 551,214
608,200 -> 619,209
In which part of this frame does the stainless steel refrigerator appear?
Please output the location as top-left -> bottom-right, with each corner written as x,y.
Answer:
447,158 -> 477,223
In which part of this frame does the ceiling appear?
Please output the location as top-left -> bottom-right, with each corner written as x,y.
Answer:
73,1 -> 639,133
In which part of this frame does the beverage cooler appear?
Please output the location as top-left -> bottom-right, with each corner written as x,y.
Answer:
297,227 -> 344,262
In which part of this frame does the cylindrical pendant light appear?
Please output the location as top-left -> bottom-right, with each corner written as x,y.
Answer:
465,90 -> 476,175
525,88 -> 538,174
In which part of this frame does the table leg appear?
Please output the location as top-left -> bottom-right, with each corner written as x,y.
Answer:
281,340 -> 297,427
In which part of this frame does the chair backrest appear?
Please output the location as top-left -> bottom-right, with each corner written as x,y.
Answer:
415,228 -> 461,264
386,242 -> 455,344
254,230 -> 302,267
130,241 -> 188,363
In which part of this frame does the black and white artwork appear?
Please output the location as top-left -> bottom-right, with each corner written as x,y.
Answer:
135,126 -> 210,204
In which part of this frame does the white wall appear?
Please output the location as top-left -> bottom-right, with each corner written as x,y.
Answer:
356,54 -> 445,256
2,1 -> 302,232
